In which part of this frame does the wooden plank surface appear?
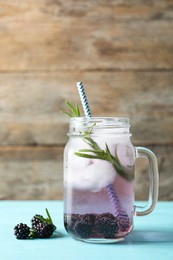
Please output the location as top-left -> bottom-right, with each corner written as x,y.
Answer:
0,145 -> 171,200
0,71 -> 172,145
0,146 -> 63,200
0,1 -> 173,70
0,0 -> 172,200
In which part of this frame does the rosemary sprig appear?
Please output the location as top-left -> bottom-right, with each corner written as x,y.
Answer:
63,100 -> 81,117
75,136 -> 134,182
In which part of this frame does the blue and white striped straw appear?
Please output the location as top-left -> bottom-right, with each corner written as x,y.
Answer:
76,82 -> 91,117
76,81 -> 130,232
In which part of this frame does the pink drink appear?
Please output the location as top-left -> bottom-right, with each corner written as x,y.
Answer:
64,118 -> 135,242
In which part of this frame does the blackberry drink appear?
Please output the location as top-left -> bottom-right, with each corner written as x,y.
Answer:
64,117 -> 159,243
64,83 -> 158,243
64,117 -> 136,242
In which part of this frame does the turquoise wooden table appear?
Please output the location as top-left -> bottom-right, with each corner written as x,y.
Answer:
0,201 -> 173,260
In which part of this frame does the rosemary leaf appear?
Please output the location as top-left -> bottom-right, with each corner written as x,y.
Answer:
63,112 -> 73,118
76,104 -> 81,117
65,100 -> 81,117
74,152 -> 101,159
84,137 -> 101,151
78,149 -> 99,153
105,144 -> 112,161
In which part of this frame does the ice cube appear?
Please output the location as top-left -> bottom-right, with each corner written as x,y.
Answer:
65,168 -> 96,191
83,160 -> 116,192
67,138 -> 92,170
117,144 -> 135,167
65,160 -> 116,192
67,149 -> 92,170
64,168 -> 85,189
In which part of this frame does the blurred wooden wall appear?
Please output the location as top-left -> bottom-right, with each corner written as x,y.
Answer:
0,0 -> 172,200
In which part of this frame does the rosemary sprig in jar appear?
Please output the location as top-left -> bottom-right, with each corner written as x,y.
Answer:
64,101 -> 134,182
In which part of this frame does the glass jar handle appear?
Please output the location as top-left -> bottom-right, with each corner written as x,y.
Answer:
135,147 -> 159,216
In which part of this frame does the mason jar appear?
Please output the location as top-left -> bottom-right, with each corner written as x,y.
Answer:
64,117 -> 159,243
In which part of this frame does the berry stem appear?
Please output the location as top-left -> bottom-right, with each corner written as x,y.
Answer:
45,208 -> 56,231
46,208 -> 53,224
29,228 -> 37,238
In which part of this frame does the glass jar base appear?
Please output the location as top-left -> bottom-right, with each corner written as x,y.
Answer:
75,237 -> 125,244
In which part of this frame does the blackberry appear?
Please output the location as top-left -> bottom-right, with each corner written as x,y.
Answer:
14,209 -> 56,240
64,214 -> 79,233
72,214 -> 93,238
34,222 -> 54,238
31,214 -> 43,229
69,214 -> 81,226
14,223 -> 30,239
95,213 -> 119,238
73,220 -> 92,238
31,209 -> 56,238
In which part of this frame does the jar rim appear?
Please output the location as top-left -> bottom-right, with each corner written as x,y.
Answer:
68,117 -> 131,136
70,117 -> 129,126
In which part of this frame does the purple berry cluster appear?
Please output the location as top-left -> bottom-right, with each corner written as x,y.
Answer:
64,212 -> 131,239
14,209 -> 56,239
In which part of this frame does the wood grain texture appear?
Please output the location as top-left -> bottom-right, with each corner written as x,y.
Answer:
135,145 -> 173,201
0,1 -> 173,70
0,71 -> 172,145
0,146 -> 63,200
